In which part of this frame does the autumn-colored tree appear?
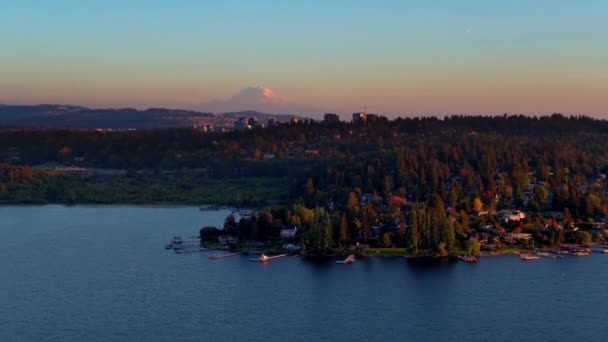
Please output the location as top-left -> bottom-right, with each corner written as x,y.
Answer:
339,214 -> 349,243
388,195 -> 406,207
58,146 -> 72,161
473,197 -> 483,212
381,232 -> 392,247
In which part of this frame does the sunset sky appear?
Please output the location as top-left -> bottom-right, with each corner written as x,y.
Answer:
1,1 -> 607,117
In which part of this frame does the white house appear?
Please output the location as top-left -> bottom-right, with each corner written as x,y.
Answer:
280,226 -> 298,238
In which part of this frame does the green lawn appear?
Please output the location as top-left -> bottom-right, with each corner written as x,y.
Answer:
367,248 -> 406,256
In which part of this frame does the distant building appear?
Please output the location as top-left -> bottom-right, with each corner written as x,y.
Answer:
290,117 -> 300,124
234,117 -> 251,131
247,117 -> 259,128
352,112 -> 367,124
324,113 -> 340,123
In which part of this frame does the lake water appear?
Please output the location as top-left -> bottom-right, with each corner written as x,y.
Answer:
1,205 -> 608,342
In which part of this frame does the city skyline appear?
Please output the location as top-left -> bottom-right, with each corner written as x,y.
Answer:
1,1 -> 607,117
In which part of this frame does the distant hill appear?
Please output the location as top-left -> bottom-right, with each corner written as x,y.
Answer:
0,104 -> 302,130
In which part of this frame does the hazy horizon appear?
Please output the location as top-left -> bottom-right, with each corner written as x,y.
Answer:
1,1 -> 607,117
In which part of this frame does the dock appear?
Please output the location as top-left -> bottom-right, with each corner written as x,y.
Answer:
166,236 -> 206,253
457,255 -> 478,263
209,252 -> 243,260
336,254 -> 356,264
251,254 -> 288,263
520,254 -> 540,261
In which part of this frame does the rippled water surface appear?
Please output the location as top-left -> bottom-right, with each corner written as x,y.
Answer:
1,205 -> 607,341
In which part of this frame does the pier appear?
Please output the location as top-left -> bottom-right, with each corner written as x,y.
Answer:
251,254 -> 288,263
209,252 -> 244,260
165,236 -> 206,253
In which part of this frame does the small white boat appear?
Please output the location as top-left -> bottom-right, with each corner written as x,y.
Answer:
258,254 -> 269,262
336,254 -> 355,264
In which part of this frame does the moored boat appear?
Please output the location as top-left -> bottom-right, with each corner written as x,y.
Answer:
520,254 -> 539,261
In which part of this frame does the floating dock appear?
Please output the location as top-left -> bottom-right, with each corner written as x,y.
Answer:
166,236 -> 206,253
210,252 -> 243,260
251,254 -> 288,263
457,255 -> 478,263
336,254 -> 356,264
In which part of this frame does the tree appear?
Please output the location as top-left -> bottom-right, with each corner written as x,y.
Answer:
563,207 -> 572,226
58,146 -> 72,162
305,177 -> 315,196
473,197 -> 483,212
339,214 -> 349,243
383,175 -> 393,197
361,204 -> 376,242
200,226 -> 221,242
436,241 -> 448,257
534,186 -> 549,207
381,232 -> 392,247
407,210 -> 421,253
467,237 -> 481,256
346,191 -> 359,216
302,209 -> 333,255
576,230 -> 592,246
224,214 -> 237,231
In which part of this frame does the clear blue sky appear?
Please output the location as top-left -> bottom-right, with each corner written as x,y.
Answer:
1,0 -> 607,116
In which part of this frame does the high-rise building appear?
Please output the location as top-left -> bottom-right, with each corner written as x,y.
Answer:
352,112 -> 367,124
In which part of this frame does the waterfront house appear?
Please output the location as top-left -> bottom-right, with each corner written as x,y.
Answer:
503,233 -> 532,244
282,243 -> 301,251
280,226 -> 298,238
499,210 -> 526,223
360,193 -> 375,206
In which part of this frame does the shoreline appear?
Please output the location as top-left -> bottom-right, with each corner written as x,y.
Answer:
199,244 -> 606,260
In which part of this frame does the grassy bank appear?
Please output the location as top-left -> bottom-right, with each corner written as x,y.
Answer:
366,248 -> 407,256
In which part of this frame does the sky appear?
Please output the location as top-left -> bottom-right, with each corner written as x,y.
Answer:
1,0 -> 607,117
